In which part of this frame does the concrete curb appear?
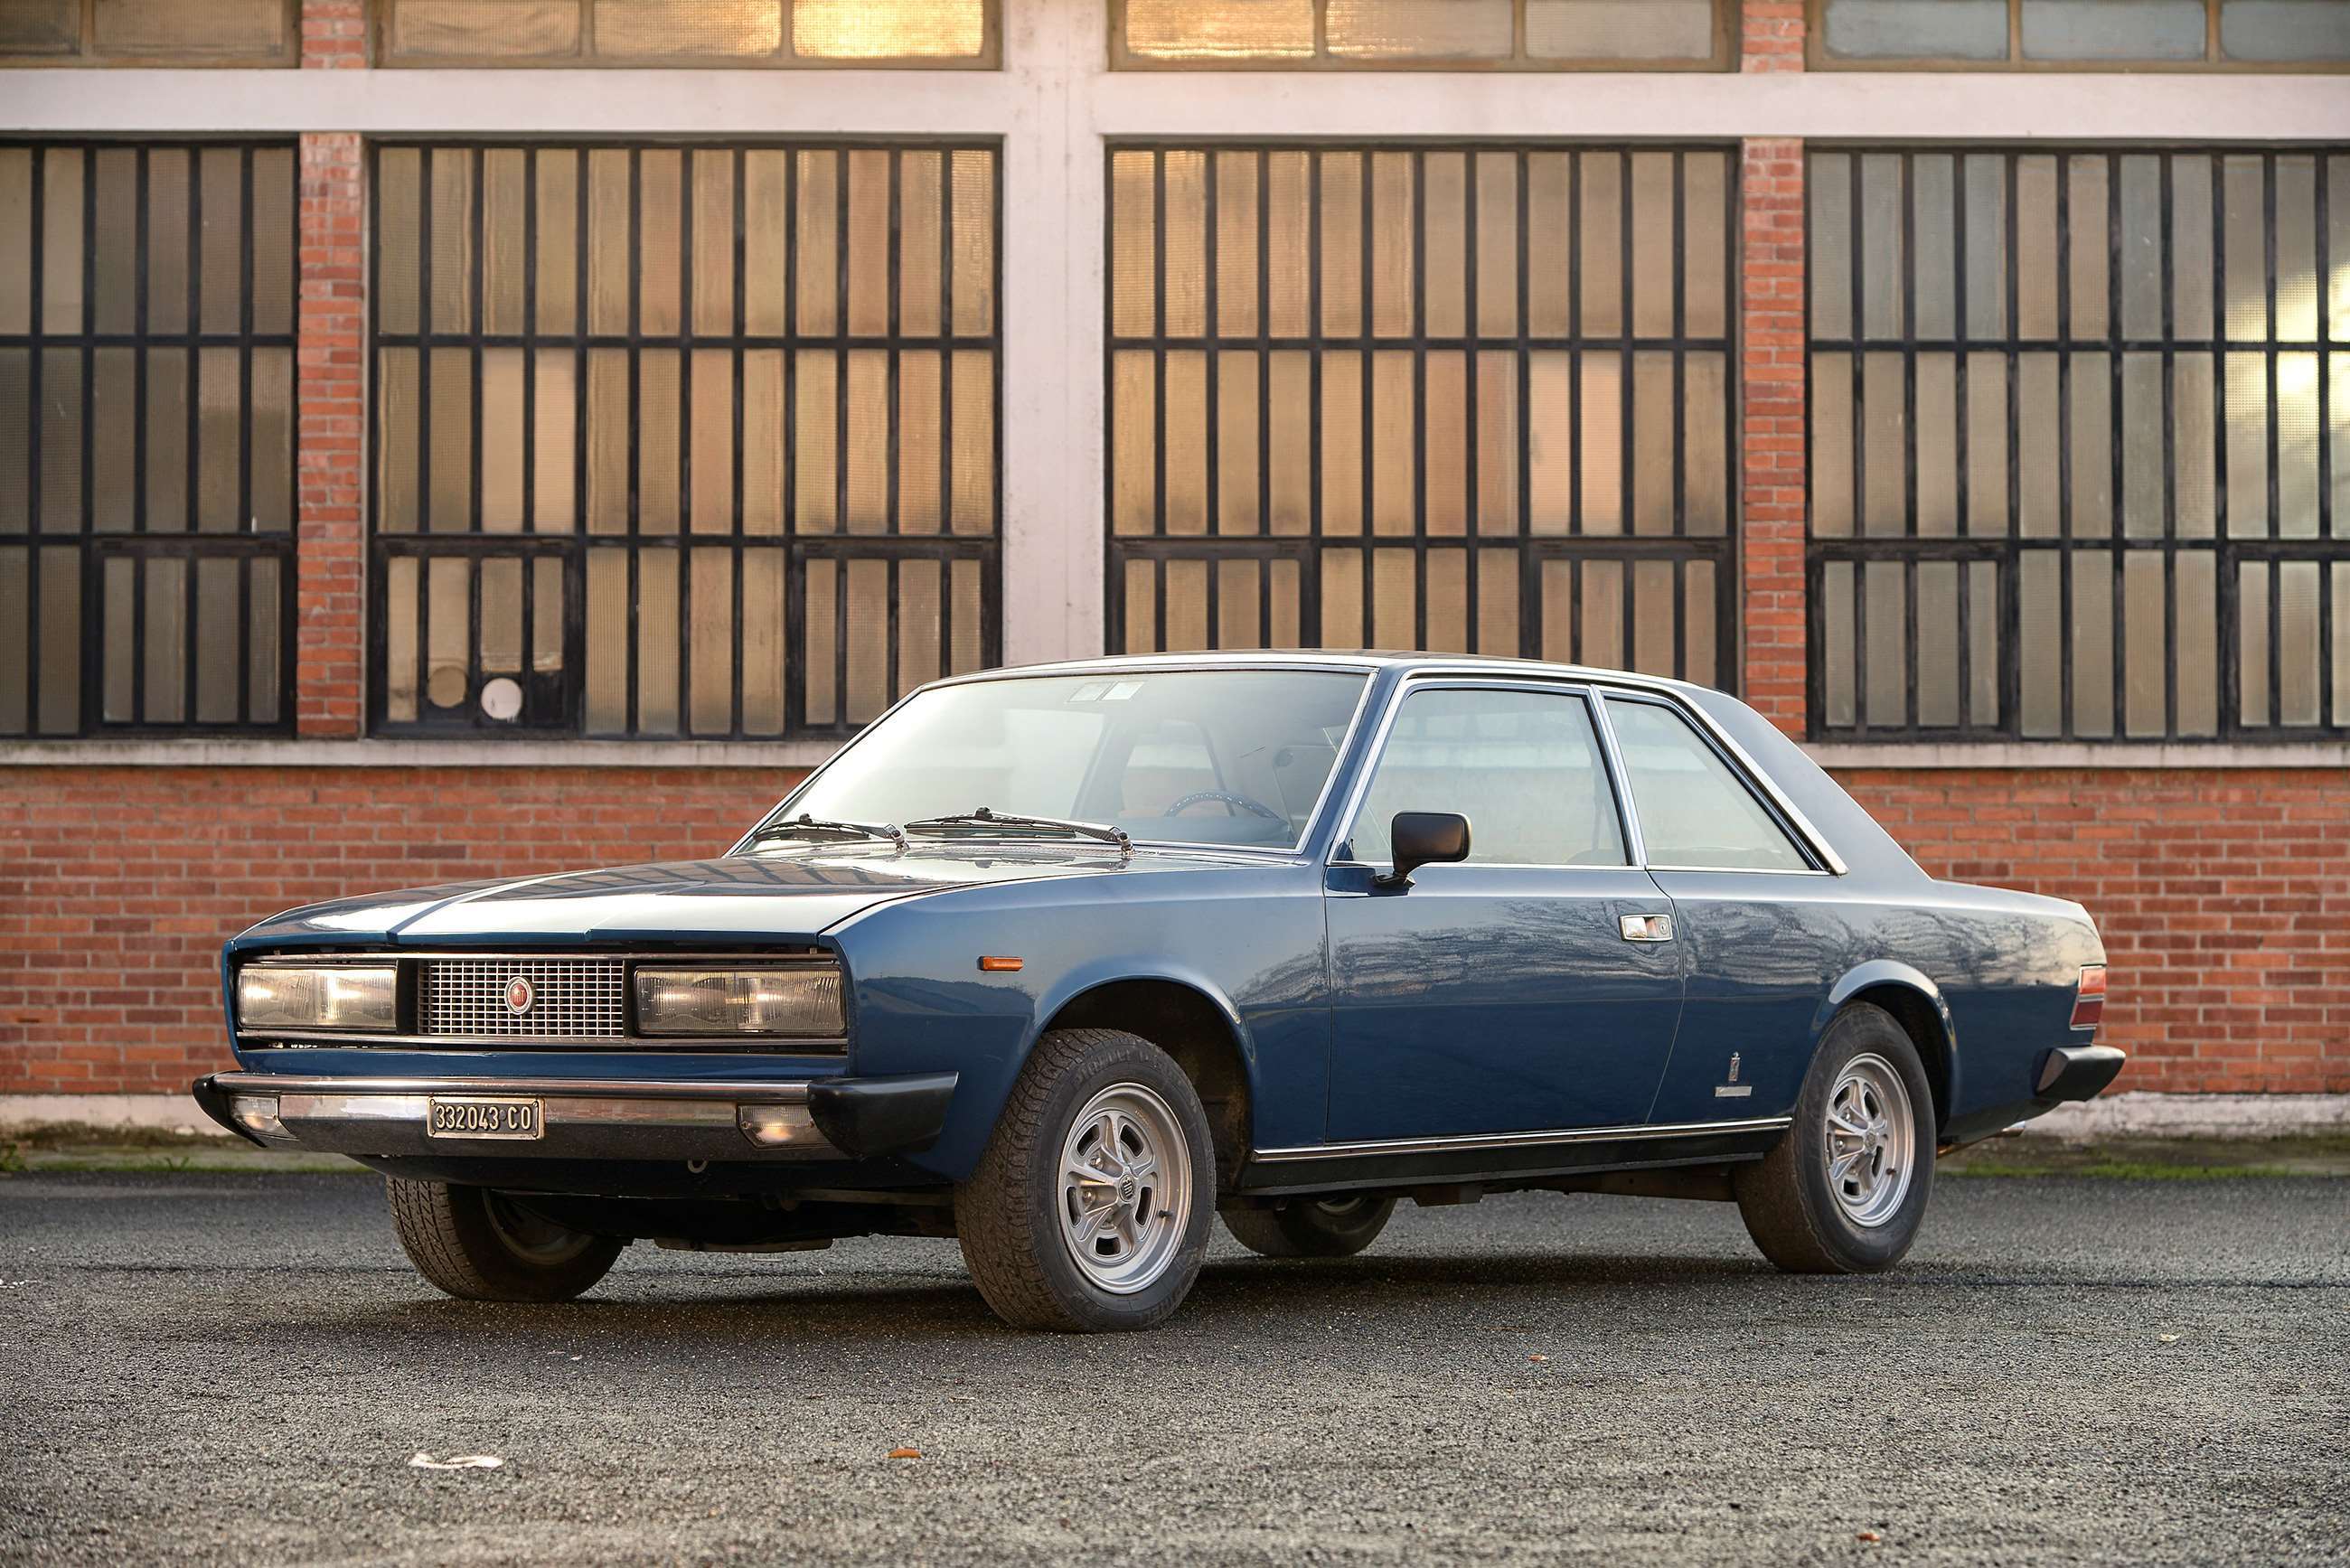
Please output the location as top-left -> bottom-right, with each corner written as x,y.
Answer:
5,1089 -> 2345,1141
2012,1092 -> 2349,1140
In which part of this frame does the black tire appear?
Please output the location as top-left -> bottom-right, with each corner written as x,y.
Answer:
1733,1003 -> 1936,1274
954,1028 -> 1217,1332
1221,1195 -> 1397,1259
385,1178 -> 625,1303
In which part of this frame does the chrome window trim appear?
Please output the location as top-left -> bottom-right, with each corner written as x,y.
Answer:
1323,677 -> 1641,874
1253,1114 -> 1795,1163
742,663 -> 1380,859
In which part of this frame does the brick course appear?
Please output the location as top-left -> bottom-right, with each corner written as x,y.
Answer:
0,768 -> 800,1094
2,765 -> 2342,1098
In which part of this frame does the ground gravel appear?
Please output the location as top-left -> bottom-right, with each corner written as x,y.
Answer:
0,1172 -> 2344,1565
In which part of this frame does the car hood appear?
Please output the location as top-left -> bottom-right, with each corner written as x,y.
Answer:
232,842 -> 1257,948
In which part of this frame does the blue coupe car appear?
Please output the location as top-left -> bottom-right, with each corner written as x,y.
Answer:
196,654 -> 2120,1331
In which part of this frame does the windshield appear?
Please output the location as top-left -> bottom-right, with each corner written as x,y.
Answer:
766,669 -> 1370,850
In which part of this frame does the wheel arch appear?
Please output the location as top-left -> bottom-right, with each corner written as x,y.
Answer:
1038,973 -> 1255,1189
1819,962 -> 1956,1136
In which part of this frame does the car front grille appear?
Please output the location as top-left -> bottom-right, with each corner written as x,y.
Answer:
421,957 -> 627,1038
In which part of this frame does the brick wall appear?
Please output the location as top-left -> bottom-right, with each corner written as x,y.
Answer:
1838,769 -> 2350,1095
0,768 -> 799,1094
4,763 -> 2343,1098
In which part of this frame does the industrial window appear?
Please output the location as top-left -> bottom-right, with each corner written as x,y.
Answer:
370,142 -> 1000,739
0,0 -> 297,66
375,0 -> 994,66
1106,145 -> 1737,687
1,142 -> 298,737
1808,147 -> 2350,743
1114,0 -> 1732,69
1811,0 -> 2350,69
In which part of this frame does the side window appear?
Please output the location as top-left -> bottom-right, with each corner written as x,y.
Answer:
1349,688 -> 1627,869
1603,699 -> 1810,872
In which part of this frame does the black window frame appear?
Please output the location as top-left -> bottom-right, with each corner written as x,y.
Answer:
1104,140 -> 1742,688
365,136 -> 1004,743
1805,143 -> 2350,745
1,136 -> 300,739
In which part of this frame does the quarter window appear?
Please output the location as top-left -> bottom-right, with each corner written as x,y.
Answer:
1603,697 -> 1810,871
1349,687 -> 1627,868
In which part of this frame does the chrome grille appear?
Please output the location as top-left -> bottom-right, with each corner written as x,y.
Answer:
422,958 -> 627,1038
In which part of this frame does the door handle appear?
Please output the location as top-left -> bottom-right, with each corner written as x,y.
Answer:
1619,914 -> 1674,943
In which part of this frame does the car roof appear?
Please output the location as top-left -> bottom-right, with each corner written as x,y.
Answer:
926,650 -> 1706,700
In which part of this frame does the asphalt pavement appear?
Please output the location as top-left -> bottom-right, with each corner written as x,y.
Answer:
0,1171 -> 2344,1565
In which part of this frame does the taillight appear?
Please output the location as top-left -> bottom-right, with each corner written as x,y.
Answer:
2070,965 -> 2106,1030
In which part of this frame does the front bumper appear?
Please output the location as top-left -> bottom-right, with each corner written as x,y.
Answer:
191,1070 -> 957,1164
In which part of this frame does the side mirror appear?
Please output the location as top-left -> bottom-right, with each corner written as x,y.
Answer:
1375,812 -> 1471,888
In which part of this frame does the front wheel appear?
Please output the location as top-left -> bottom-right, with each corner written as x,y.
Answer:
386,1178 -> 625,1302
955,1028 -> 1216,1332
1733,1003 -> 1935,1274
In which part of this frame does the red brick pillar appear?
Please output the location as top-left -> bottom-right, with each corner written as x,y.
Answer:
295,1 -> 367,735
1738,1 -> 1807,736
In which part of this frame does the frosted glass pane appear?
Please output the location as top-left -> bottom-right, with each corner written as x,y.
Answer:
2221,0 -> 2350,60
594,0 -> 783,58
1327,0 -> 1511,58
1526,0 -> 1715,58
388,1 -> 580,60
2021,0 -> 2205,58
794,0 -> 984,57
1822,0 -> 2007,59
1125,0 -> 1313,58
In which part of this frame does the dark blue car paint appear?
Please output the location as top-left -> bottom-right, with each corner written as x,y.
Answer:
220,655 -> 2107,1188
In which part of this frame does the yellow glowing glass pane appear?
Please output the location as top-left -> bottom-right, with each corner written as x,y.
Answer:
1124,0 -> 1313,59
594,0 -> 783,58
793,0 -> 983,58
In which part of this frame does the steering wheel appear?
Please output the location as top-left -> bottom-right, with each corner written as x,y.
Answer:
1163,790 -> 1286,822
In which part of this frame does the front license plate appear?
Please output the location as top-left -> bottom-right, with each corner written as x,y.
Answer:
426,1097 -> 543,1141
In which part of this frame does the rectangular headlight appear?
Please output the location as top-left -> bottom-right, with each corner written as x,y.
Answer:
236,965 -> 398,1031
634,967 -> 844,1038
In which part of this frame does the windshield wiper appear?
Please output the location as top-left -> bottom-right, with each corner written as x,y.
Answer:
901,807 -> 1132,852
747,813 -> 907,850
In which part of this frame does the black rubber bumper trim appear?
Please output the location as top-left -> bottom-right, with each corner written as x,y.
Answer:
2034,1043 -> 2127,1102
190,1074 -> 268,1147
805,1072 -> 959,1160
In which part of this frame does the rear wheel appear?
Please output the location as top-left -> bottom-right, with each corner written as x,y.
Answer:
1222,1195 -> 1396,1259
386,1178 -> 625,1302
955,1028 -> 1216,1332
1733,1003 -> 1935,1274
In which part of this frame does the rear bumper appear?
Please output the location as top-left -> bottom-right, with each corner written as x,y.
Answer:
191,1070 -> 958,1164
2034,1043 -> 2127,1103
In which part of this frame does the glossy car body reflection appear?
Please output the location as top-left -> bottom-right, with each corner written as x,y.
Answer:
196,654 -> 2118,1284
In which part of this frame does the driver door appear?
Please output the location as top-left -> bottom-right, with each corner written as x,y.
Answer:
1322,682 -> 1687,1142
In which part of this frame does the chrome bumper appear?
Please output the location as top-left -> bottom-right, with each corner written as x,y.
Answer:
192,1070 -> 958,1164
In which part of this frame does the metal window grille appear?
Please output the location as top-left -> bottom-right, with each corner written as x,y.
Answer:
1112,0 -> 1733,70
0,141 -> 298,737
372,0 -> 996,68
1807,146 -> 2349,743
1105,144 -> 1738,686
369,141 -> 1001,740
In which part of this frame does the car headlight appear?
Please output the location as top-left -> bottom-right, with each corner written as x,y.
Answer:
236,965 -> 398,1031
634,966 -> 844,1038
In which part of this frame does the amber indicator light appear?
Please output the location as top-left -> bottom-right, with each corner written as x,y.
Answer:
2069,965 -> 2107,1030
978,956 -> 1024,972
